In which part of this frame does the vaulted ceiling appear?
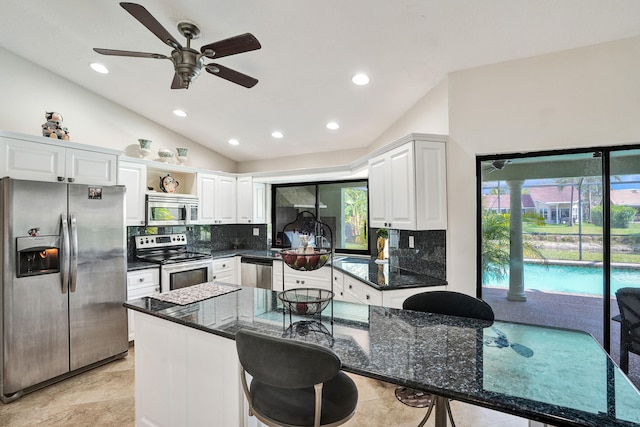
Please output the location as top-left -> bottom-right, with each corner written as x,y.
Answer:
1,1 -> 639,163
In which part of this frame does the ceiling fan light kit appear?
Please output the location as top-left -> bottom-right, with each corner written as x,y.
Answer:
93,2 -> 261,90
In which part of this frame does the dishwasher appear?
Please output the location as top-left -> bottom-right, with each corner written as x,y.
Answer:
240,256 -> 273,289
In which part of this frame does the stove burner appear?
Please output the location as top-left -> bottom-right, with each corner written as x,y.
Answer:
135,233 -> 211,265
137,252 -> 211,265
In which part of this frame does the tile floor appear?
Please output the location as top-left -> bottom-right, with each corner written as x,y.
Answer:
0,344 -> 529,427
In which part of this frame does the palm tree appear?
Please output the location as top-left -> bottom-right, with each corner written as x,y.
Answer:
482,211 -> 547,282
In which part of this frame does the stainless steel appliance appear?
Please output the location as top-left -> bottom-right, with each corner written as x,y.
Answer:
240,256 -> 273,290
0,178 -> 128,402
135,233 -> 213,292
146,194 -> 199,226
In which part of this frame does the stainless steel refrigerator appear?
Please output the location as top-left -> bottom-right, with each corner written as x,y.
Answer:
0,178 -> 128,402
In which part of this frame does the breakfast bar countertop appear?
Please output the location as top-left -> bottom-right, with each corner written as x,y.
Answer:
125,286 -> 640,427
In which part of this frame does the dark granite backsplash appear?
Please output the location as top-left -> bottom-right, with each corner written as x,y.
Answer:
127,224 -> 444,281
387,229 -> 446,281
127,224 -> 268,257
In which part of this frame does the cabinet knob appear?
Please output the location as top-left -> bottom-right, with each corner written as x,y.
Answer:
139,277 -> 144,282
57,176 -> 65,182
155,287 -> 159,292
222,264 -> 226,268
366,295 -> 370,300
67,177 -> 75,183
349,284 -> 353,289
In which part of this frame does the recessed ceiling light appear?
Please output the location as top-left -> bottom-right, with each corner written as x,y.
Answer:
172,109 -> 187,117
90,62 -> 109,74
228,139 -> 240,146
326,122 -> 340,130
271,131 -> 284,139
351,73 -> 370,86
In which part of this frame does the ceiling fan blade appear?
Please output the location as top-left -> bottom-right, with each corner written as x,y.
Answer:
205,64 -> 258,88
120,2 -> 182,49
200,33 -> 261,59
171,73 -> 185,89
93,48 -> 169,59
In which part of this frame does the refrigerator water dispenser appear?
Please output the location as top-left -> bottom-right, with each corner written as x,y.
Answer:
16,236 -> 60,277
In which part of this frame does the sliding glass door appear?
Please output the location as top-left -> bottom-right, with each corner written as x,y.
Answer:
609,148 -> 640,382
479,151 -> 605,338
478,146 -> 640,386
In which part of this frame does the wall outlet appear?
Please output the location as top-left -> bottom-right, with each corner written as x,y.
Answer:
408,235 -> 415,249
253,228 -> 260,236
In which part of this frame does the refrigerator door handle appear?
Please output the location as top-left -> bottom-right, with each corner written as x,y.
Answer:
61,213 -> 70,294
70,213 -> 78,293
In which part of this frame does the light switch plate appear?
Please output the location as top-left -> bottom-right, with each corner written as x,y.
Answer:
253,228 -> 259,236
408,235 -> 415,248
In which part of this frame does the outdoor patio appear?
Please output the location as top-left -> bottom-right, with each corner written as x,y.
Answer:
483,287 -> 640,389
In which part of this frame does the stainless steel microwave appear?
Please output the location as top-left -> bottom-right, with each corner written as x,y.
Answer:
146,194 -> 199,226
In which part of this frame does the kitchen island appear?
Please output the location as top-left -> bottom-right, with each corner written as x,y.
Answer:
125,284 -> 640,427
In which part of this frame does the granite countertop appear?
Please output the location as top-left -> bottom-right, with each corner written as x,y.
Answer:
128,248 -> 447,290
210,249 -> 448,291
127,259 -> 159,271
125,287 -> 640,427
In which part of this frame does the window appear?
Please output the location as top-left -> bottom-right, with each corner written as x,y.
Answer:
272,180 -> 369,254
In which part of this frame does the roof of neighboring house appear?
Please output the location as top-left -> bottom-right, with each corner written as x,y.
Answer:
610,189 -> 640,206
528,186 -> 578,204
483,194 -> 535,209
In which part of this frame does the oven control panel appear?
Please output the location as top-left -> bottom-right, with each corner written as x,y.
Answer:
135,233 -> 187,249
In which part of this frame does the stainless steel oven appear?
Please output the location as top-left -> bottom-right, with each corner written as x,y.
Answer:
160,259 -> 213,293
146,194 -> 199,226
135,233 -> 213,293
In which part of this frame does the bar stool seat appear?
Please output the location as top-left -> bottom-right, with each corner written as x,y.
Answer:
236,329 -> 358,427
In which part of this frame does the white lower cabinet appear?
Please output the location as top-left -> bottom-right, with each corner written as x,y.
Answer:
211,257 -> 237,285
331,270 -> 344,300
272,260 -> 284,292
126,268 -> 160,341
282,264 -> 333,291
381,285 -> 447,309
342,275 -> 383,306
274,260 -> 440,309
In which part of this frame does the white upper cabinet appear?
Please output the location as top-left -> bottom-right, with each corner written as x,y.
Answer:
253,182 -> 267,224
236,176 -> 253,223
118,160 -> 147,226
0,131 -> 118,185
368,135 -> 447,230
197,173 -> 236,224
237,177 -> 267,224
414,140 -> 447,230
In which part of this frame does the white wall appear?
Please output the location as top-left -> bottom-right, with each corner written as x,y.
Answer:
0,47 -> 236,172
368,77 -> 449,150
447,35 -> 640,295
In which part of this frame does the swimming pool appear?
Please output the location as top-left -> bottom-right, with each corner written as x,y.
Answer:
484,263 -> 640,296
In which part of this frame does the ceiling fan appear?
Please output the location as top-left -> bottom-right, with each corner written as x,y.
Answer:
93,2 -> 261,89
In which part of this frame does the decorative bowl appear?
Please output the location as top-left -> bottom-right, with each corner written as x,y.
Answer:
278,288 -> 334,315
280,249 -> 331,271
158,149 -> 174,163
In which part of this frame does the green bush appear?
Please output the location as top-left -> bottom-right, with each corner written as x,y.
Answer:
591,205 -> 637,228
